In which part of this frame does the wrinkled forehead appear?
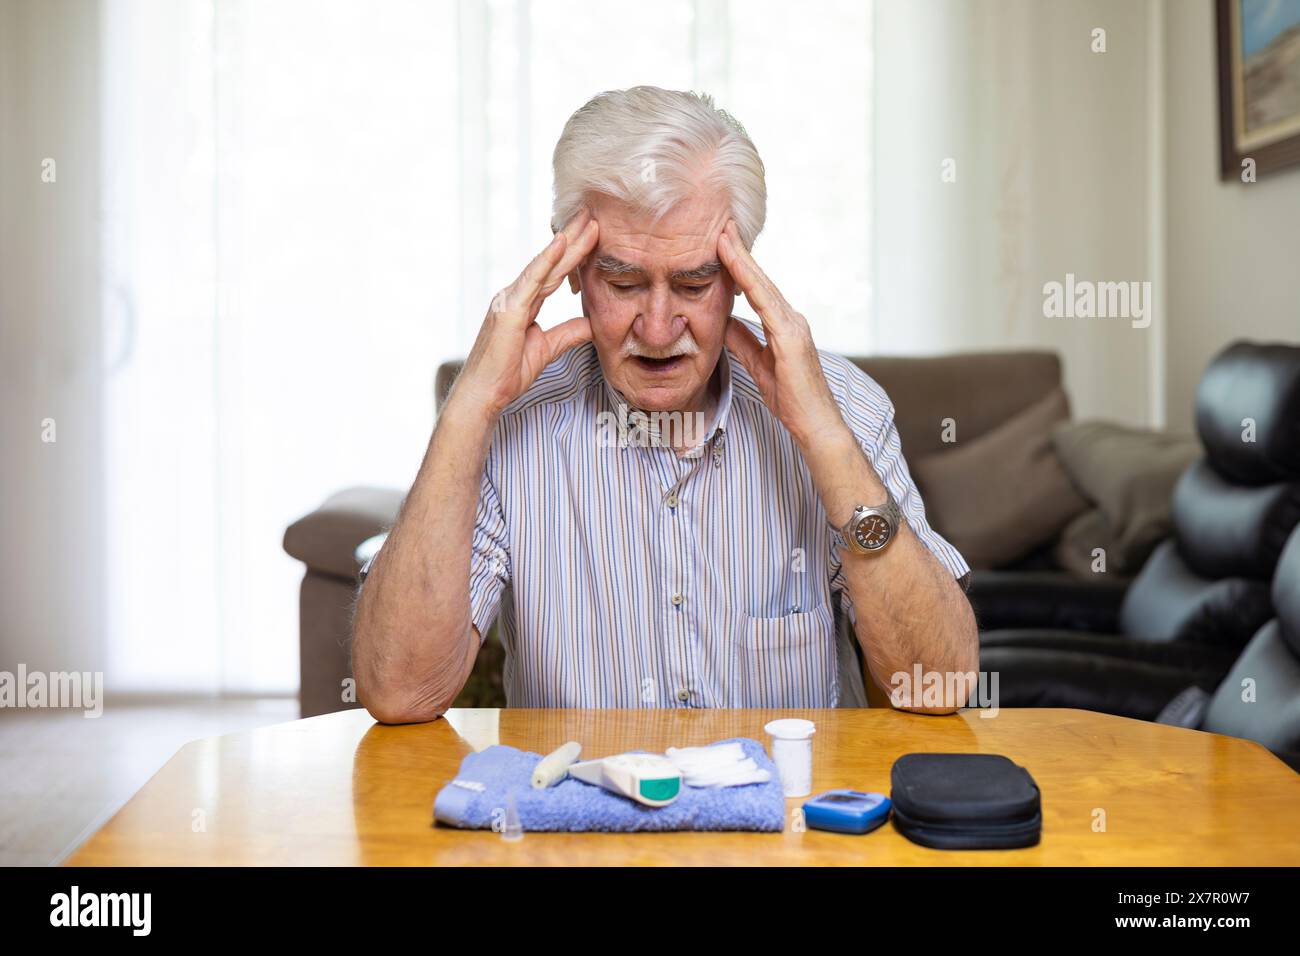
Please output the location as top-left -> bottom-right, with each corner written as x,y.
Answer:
585,191 -> 730,278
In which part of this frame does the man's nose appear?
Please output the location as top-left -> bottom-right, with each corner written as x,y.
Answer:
632,285 -> 685,347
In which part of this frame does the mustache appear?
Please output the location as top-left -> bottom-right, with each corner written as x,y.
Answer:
622,332 -> 700,359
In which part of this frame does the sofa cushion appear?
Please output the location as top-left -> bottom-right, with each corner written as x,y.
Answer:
911,387 -> 1089,569
977,646 -> 1217,719
1053,508 -> 1123,580
967,569 -> 1127,632
978,628 -> 1240,677
1050,421 -> 1200,576
1170,460 -> 1300,581
850,351 -> 1062,460
1118,539 -> 1273,647
1273,525 -> 1300,660
1195,341 -> 1300,484
1203,621 -> 1300,769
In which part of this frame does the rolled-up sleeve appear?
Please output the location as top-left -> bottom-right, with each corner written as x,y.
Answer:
467,443 -> 511,643
825,355 -> 972,624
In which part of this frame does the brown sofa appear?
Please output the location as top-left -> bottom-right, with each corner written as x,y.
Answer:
283,350 -> 1069,718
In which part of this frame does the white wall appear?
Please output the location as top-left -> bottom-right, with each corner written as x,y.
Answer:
875,0 -> 1299,432
875,0 -> 1157,426
1164,0 -> 1300,434
0,0 -> 108,675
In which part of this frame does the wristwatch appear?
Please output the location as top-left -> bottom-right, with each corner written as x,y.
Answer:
836,488 -> 903,555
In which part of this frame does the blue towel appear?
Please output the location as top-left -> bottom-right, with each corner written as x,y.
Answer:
433,737 -> 785,832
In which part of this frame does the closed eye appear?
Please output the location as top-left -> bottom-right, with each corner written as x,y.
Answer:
608,280 -> 710,294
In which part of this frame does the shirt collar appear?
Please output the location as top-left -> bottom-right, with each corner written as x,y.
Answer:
602,350 -> 734,455
702,348 -> 734,443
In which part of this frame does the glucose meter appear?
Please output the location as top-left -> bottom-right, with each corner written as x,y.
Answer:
802,790 -> 892,834
567,753 -> 682,807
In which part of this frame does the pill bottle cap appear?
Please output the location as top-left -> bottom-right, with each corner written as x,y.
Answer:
764,718 -> 816,741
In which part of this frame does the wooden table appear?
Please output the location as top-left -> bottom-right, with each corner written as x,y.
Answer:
65,707 -> 1300,866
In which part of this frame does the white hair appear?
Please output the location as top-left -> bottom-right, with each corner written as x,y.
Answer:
550,86 -> 767,249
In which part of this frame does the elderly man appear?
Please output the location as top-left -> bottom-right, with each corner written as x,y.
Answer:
353,86 -> 976,722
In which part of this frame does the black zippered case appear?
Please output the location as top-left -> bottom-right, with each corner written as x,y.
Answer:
890,753 -> 1042,849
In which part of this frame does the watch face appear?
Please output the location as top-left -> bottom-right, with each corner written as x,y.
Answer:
854,513 -> 892,551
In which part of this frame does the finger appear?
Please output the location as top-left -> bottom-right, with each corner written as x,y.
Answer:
542,315 -> 594,360
528,219 -> 599,323
726,220 -> 792,316
557,203 -> 592,239
510,207 -> 590,305
543,217 -> 598,296
543,205 -> 594,278
509,232 -> 569,314
724,315 -> 765,375
718,223 -> 790,333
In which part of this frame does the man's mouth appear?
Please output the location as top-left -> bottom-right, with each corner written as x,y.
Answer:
633,355 -> 686,374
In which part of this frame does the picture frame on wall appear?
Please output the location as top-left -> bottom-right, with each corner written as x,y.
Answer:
1217,0 -> 1300,179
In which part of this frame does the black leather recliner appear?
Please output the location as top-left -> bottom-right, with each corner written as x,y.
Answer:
977,341 -> 1300,719
1196,524 -> 1300,771
982,524 -> 1300,771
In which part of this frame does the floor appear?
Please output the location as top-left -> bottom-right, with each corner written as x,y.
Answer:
0,697 -> 299,866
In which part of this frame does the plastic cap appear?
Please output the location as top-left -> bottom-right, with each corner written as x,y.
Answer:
764,718 -> 816,740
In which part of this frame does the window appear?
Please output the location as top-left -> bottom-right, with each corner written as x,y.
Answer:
99,0 -> 872,693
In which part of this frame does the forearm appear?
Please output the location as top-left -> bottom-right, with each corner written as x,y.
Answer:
802,426 -> 978,713
842,531 -> 978,712
352,396 -> 497,723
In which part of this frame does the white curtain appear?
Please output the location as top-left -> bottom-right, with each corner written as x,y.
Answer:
98,0 -> 874,694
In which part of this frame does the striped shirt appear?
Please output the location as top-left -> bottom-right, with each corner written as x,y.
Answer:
467,325 -> 970,708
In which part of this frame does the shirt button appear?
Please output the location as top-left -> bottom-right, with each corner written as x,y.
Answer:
677,689 -> 690,702
671,594 -> 683,607
666,494 -> 678,509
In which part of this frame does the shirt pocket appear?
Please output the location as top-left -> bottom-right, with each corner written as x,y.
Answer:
733,603 -> 838,708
